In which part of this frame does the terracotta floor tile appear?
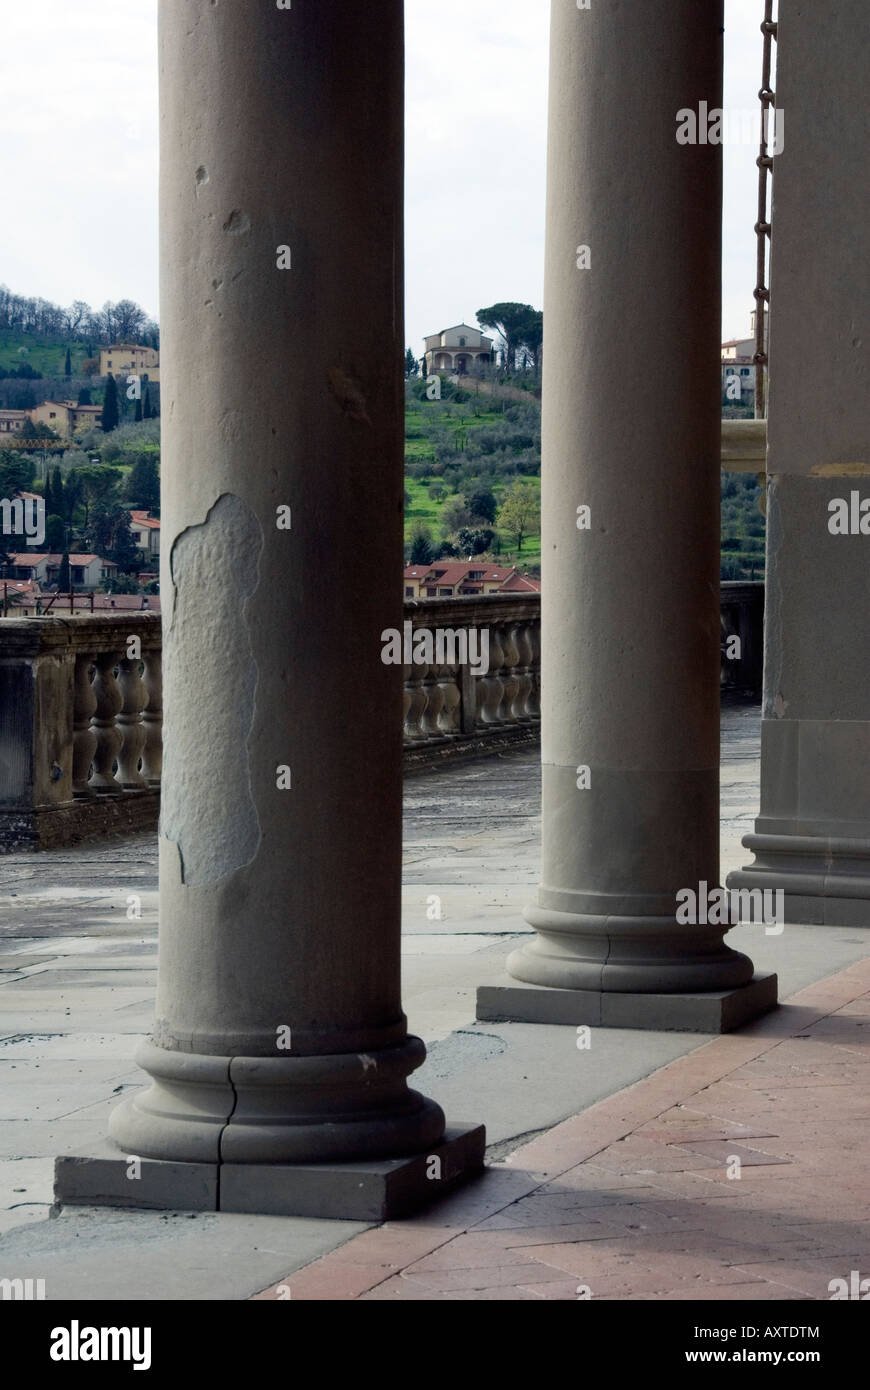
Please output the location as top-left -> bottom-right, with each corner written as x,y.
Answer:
272,955 -> 870,1301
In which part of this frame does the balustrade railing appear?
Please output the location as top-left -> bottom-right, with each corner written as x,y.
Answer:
0,585 -> 762,851
401,595 -> 541,762
0,615 -> 161,852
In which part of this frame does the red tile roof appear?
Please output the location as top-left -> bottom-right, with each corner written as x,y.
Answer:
8,553 -> 115,567
499,571 -> 541,592
404,562 -> 517,586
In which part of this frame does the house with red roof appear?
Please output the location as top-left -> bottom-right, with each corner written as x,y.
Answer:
404,562 -> 540,599
129,510 -> 161,558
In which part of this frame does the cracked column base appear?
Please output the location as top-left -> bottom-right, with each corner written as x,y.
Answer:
103,1038 -> 447,1164
54,1125 -> 486,1222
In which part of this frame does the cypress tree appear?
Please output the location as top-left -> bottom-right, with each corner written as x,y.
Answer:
134,396 -> 143,422
142,385 -> 152,420
64,348 -> 72,377
101,375 -> 119,433
58,551 -> 71,592
51,466 -> 65,519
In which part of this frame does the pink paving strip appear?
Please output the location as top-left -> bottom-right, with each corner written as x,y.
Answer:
252,959 -> 870,1301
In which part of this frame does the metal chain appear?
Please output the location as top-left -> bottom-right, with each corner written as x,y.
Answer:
754,0 -> 778,419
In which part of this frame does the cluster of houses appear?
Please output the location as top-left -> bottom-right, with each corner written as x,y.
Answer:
0,344 -> 159,441
721,312 -> 762,405
1,506 -> 161,616
404,561 -> 541,599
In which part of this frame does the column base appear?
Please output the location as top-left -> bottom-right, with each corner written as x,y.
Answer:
106,1039 -> 448,1164
728,833 -> 870,927
477,973 -> 777,1033
54,1125 -> 486,1222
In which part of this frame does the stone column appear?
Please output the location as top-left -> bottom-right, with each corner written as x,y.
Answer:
728,0 -> 870,925
479,0 -> 774,1031
56,0 -> 482,1219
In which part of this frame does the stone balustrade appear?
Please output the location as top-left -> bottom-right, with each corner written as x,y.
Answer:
720,581 -> 764,697
0,615 -> 162,852
0,585 -> 763,851
402,594 -> 541,766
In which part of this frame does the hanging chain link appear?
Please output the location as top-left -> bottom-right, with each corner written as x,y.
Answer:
754,0 -> 778,419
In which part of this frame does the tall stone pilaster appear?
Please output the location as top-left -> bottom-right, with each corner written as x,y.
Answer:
56,0 -> 483,1219
479,0 -> 775,1031
728,0 -> 870,925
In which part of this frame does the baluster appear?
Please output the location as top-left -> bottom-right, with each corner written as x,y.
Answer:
403,662 -> 428,742
525,622 -> 541,719
437,664 -> 461,737
72,654 -> 97,796
511,623 -> 533,722
499,624 -> 520,725
420,663 -> 445,740
117,657 -> 148,788
89,651 -> 123,791
477,628 -> 504,725
141,650 -> 163,785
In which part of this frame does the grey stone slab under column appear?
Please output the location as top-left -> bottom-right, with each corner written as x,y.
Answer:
727,0 -> 870,928
55,0 -> 482,1219
479,0 -> 774,1028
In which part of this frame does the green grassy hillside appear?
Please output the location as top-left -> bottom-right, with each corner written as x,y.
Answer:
0,331 -> 94,378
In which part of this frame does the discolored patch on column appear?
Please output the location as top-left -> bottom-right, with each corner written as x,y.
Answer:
162,493 -> 263,884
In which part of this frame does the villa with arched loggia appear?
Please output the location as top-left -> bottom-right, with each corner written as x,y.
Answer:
423,323 -> 494,375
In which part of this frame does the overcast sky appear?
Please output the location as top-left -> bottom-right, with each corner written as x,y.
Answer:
1,0 -> 766,350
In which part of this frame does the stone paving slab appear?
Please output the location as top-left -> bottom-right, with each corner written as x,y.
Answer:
2,704 -> 870,1299
253,959 -> 870,1301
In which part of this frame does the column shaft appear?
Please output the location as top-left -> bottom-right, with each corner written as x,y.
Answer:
728,0 -> 870,924
110,0 -> 445,1163
510,0 -> 756,994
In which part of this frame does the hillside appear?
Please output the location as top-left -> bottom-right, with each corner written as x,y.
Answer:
404,375 -> 765,578
0,331 -> 94,380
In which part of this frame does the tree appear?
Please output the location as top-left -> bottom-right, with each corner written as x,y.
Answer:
58,551 -> 70,592
64,348 -> 72,378
134,396 -> 143,422
45,514 -> 66,551
0,453 -> 35,495
497,480 -> 540,553
477,303 -> 539,375
85,501 -> 140,571
441,498 -> 473,534
105,572 -> 142,595
109,509 -> 141,572
456,526 -> 495,556
18,418 -> 57,441
46,466 -> 66,519
0,535 -> 15,576
101,375 -> 120,433
65,301 -> 90,336
409,525 -> 434,565
124,457 -> 160,513
43,468 -> 56,519
516,309 -> 544,373
142,385 -> 153,419
77,387 -> 92,406
464,484 -> 497,524
112,299 -> 148,343
404,348 -> 419,379
72,465 -> 122,527
63,472 -> 83,525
